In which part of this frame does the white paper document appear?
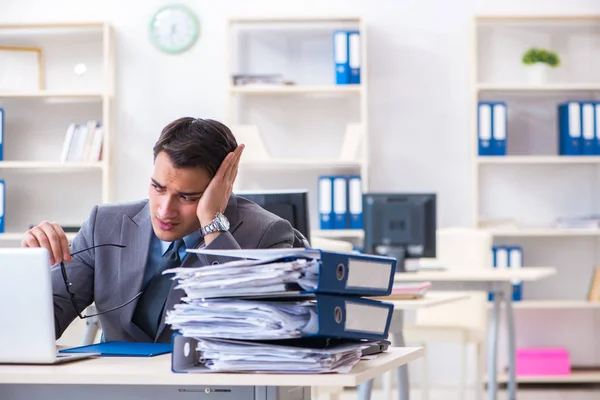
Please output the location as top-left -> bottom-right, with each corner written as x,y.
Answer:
165,299 -> 320,340
164,256 -> 320,298
193,337 -> 368,373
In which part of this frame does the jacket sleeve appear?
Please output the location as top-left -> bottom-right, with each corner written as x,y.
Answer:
188,218 -> 294,267
51,206 -> 98,339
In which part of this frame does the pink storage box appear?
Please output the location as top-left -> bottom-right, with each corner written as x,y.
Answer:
516,348 -> 571,376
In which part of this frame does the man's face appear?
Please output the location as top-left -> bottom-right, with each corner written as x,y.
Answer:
149,151 -> 211,242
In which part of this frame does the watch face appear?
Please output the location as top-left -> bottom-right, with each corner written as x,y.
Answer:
149,4 -> 200,54
216,213 -> 230,230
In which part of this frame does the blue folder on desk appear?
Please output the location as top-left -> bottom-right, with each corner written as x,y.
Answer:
184,248 -> 397,297
59,341 -> 172,357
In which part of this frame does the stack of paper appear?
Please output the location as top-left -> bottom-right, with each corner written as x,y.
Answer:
193,337 -> 368,373
167,257 -> 319,299
164,248 -> 397,374
391,282 -> 432,299
165,299 -> 319,340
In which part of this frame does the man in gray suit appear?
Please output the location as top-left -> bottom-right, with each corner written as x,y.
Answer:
22,117 -> 296,343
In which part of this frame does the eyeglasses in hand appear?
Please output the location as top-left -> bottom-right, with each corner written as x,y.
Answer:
60,243 -> 142,319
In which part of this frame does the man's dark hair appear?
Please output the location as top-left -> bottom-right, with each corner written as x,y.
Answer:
153,117 -> 238,178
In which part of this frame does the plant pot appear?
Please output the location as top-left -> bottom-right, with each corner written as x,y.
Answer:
526,63 -> 550,85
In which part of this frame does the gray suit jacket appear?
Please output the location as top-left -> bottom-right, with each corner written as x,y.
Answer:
51,194 -> 295,343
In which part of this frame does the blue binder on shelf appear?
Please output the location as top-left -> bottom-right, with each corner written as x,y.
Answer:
508,246 -> 523,301
332,175 -> 349,229
0,180 -> 4,233
186,247 -> 397,297
478,102 -> 493,156
333,30 -> 350,84
558,101 -> 582,155
59,341 -> 172,357
348,30 -> 361,84
318,175 -> 334,230
581,102 -> 596,156
489,246 -> 508,301
0,108 -> 3,161
596,102 -> 600,155
492,102 -> 507,156
347,175 -> 363,229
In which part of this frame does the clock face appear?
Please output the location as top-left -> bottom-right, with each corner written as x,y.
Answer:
149,4 -> 199,54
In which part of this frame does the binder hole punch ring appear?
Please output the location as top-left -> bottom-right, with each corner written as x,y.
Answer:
334,306 -> 343,324
336,264 -> 345,281
183,342 -> 190,357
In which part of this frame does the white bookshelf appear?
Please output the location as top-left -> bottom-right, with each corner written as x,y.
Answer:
494,370 -> 600,384
0,22 -> 114,244
226,16 -> 368,238
472,15 -> 600,382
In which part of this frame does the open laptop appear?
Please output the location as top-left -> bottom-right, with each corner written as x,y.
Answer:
0,247 -> 97,364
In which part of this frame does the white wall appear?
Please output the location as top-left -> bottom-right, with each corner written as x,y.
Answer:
4,0 -> 600,387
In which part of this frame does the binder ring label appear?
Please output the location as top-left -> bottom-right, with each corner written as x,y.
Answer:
334,306 -> 343,324
336,263 -> 345,281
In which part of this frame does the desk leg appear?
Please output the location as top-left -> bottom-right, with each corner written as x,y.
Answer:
487,290 -> 502,400
357,309 -> 408,400
504,283 -> 517,400
391,329 -> 410,400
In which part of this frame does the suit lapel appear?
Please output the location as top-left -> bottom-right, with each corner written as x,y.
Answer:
119,201 -> 154,342
155,194 -> 244,340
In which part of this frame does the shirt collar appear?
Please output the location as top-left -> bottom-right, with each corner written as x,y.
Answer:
159,229 -> 203,256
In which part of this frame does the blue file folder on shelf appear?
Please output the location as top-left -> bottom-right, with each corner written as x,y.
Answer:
0,108 -> 3,161
166,293 -> 393,341
348,31 -> 361,84
333,30 -> 350,84
348,175 -> 363,229
582,102 -> 596,155
558,101 -> 582,155
0,180 -> 4,233
492,102 -> 507,156
177,248 -> 397,298
508,246 -> 523,301
332,176 -> 349,229
318,175 -> 334,229
478,103 -> 493,156
595,102 -> 600,155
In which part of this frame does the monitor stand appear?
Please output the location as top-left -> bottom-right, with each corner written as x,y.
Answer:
374,245 -> 409,273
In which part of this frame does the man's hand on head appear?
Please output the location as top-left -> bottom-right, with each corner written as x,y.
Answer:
196,144 -> 244,244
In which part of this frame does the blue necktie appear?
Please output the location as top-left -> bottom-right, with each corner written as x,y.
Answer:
133,239 -> 185,340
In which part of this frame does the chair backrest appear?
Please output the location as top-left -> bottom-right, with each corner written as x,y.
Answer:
414,227 -> 492,331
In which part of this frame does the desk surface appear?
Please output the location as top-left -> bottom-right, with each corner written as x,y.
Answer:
0,347 -> 423,387
394,267 -> 556,283
375,292 -> 469,309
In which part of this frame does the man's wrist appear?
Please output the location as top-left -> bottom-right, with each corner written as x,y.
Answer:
198,212 -> 218,228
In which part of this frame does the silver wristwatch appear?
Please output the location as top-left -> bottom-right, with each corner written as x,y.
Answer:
200,212 -> 230,236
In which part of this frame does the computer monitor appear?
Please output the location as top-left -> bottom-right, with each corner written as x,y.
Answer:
362,193 -> 436,272
235,190 -> 311,243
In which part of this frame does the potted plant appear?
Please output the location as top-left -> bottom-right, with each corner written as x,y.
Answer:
522,48 -> 560,84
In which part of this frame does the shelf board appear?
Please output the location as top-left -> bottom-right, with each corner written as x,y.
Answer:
0,232 -> 77,241
489,300 -> 600,309
478,156 -> 600,164
241,159 -> 362,169
0,161 -> 104,170
0,91 -> 105,99
494,369 -> 600,384
477,83 -> 600,91
311,229 -> 364,239
484,227 -> 600,237
0,22 -> 105,30
229,16 -> 362,24
229,85 -> 362,94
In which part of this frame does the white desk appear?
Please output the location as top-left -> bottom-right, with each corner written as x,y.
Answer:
358,292 -> 469,400
0,348 -> 423,400
394,267 -> 557,400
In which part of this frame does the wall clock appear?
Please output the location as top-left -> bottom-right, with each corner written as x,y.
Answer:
149,4 -> 200,54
